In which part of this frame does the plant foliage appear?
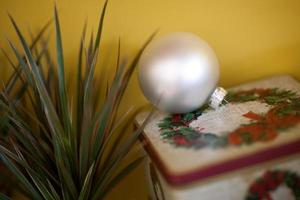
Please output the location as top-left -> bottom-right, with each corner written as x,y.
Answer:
0,1 -> 155,199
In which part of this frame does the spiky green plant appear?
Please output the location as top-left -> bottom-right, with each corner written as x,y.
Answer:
0,1 -> 155,199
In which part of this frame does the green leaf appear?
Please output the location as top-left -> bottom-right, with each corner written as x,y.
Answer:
46,179 -> 61,200
91,109 -> 154,200
8,13 -> 76,199
83,47 -> 99,110
180,127 -> 195,135
99,107 -> 140,171
78,1 -> 108,179
54,7 -> 78,188
0,193 -> 11,200
56,156 -> 78,199
41,37 -> 56,102
11,142 -> 57,200
182,113 -> 195,122
8,12 -> 65,156
0,94 -> 48,164
6,39 -> 34,87
76,21 -> 87,142
94,0 -> 108,53
92,31 -> 157,161
3,18 -> 51,94
1,47 -> 25,88
100,107 -> 134,159
0,115 -> 9,135
0,133 -> 58,185
0,154 -> 42,200
79,47 -> 100,182
264,96 -> 284,105
87,32 -> 94,67
2,6 -> 158,199
78,163 -> 95,200
54,6 -> 71,138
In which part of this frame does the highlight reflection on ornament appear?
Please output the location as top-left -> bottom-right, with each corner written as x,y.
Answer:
138,32 -> 223,113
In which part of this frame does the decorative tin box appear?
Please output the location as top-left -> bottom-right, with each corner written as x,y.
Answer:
135,75 -> 300,200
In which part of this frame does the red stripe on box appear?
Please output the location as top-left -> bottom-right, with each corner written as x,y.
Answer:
139,132 -> 300,186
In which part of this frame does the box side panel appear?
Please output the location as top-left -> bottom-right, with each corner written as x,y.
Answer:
147,155 -> 300,200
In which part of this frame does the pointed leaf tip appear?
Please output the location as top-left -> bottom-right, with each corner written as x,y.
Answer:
94,0 -> 109,53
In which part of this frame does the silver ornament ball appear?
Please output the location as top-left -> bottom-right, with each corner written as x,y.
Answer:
138,32 -> 220,113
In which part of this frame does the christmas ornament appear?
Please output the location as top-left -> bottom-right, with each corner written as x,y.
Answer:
138,32 -> 226,113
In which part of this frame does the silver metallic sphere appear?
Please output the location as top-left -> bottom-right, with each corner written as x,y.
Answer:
138,32 -> 220,113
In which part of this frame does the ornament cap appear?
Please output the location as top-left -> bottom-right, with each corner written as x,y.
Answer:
209,87 -> 227,109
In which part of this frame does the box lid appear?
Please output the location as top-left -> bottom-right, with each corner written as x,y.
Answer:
135,75 -> 300,186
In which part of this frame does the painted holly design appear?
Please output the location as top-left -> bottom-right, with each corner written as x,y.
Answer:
246,170 -> 300,200
158,88 -> 300,148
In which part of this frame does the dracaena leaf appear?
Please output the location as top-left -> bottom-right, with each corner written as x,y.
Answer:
0,193 -> 11,200
76,21 -> 87,142
11,141 -> 57,200
0,154 -> 42,200
91,108 -> 154,200
54,6 -> 71,138
3,18 -> 51,94
1,3 -> 157,199
78,163 -> 95,200
94,0 -> 108,53
92,32 -> 156,161
8,14 -> 78,199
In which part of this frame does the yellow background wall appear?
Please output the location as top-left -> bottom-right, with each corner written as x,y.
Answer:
1,0 -> 300,199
